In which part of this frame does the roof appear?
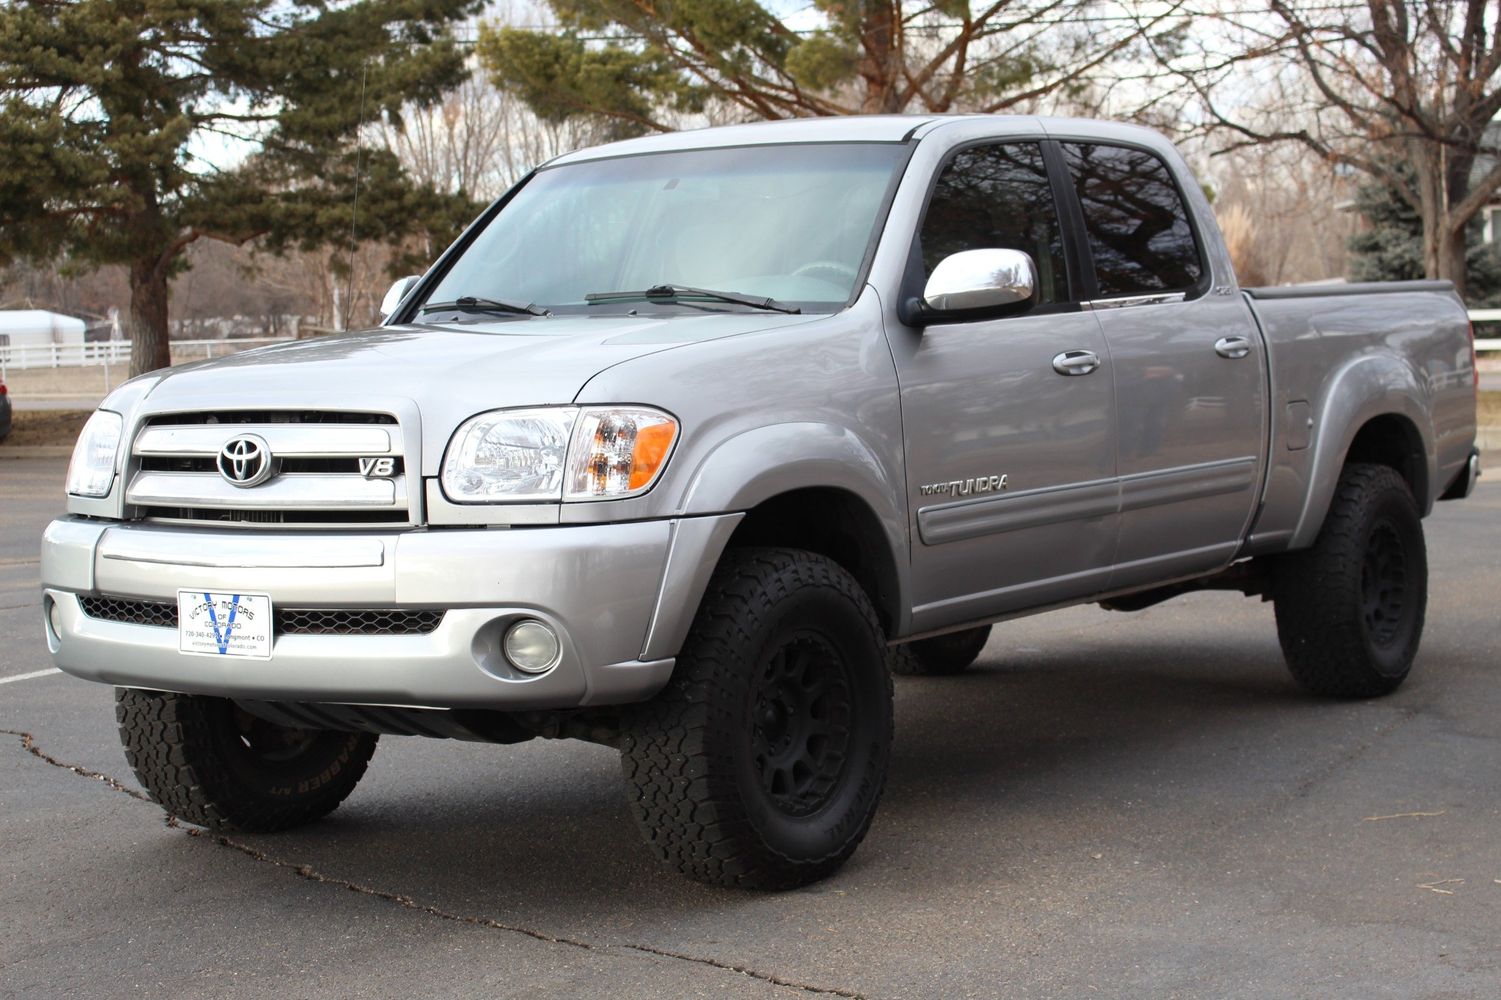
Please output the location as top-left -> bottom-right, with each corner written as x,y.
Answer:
543,114 -> 1170,167
0,310 -> 87,338
546,115 -> 937,166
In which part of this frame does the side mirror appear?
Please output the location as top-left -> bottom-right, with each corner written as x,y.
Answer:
379,275 -> 421,321
910,249 -> 1037,324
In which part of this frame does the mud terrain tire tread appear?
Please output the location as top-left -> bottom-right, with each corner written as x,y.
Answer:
116,688 -> 377,832
621,547 -> 892,889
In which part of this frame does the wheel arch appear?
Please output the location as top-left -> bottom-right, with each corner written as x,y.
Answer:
641,423 -> 911,660
1291,356 -> 1436,549
724,486 -> 905,637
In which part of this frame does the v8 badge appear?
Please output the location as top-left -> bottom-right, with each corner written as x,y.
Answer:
358,457 -> 396,478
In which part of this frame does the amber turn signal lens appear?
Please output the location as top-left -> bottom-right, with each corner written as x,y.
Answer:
563,407 -> 679,499
628,421 -> 677,490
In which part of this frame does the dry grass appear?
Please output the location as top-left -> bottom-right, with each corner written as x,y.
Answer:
1479,391 -> 1501,427
3,410 -> 94,448
2,366 -> 131,399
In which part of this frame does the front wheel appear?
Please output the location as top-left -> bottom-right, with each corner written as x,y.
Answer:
621,547 -> 893,889
1272,463 -> 1427,698
117,689 -> 377,832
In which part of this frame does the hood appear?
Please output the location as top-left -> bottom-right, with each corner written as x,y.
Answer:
135,312 -> 820,474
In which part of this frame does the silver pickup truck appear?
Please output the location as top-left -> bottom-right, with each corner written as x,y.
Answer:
42,116 -> 1478,889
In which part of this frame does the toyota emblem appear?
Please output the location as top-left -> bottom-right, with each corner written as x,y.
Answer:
217,434 -> 274,487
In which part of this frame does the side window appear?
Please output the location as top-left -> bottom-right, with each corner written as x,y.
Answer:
918,142 -> 1070,304
1061,143 -> 1202,297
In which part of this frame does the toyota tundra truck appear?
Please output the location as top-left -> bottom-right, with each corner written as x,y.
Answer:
41,116 -> 1479,889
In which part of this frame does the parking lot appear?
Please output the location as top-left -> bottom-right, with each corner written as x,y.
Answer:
3,454 -> 1499,999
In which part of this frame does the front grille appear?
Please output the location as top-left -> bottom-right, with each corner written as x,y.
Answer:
138,456 -> 407,476
147,410 -> 397,426
125,409 -> 412,528
79,597 -> 444,636
135,507 -> 410,526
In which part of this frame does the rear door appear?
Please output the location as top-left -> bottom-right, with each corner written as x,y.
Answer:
889,140 -> 1119,632
1057,141 -> 1266,588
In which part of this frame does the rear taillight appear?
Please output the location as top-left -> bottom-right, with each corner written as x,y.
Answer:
1471,321 -> 1479,392
0,382 -> 8,396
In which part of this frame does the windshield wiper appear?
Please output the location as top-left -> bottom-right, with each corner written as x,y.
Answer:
421,295 -> 549,317
584,283 -> 800,314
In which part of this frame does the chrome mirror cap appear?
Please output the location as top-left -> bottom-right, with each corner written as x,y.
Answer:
921,249 -> 1037,314
379,275 -> 421,321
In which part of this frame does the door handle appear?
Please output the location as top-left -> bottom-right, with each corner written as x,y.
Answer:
1052,350 -> 1100,376
1214,336 -> 1251,359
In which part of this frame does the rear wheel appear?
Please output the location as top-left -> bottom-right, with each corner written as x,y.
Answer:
116,689 -> 377,832
1273,463 -> 1427,698
621,547 -> 892,889
889,625 -> 992,676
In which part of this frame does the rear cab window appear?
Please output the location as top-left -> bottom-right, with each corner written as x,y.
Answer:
1060,143 -> 1204,300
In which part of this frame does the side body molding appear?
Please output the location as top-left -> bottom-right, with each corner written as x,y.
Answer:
1289,354 -> 1436,550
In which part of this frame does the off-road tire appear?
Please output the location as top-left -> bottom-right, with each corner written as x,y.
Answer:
621,547 -> 893,889
116,688 -> 377,832
889,625 -> 993,676
1273,463 -> 1427,698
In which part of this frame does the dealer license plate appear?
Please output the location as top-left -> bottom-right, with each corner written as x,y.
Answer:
177,591 -> 273,659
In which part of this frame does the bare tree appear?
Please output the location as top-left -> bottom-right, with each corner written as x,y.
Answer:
1208,138 -> 1359,286
1178,0 -> 1501,300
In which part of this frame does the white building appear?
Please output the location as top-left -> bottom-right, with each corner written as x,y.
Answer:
0,310 -> 88,349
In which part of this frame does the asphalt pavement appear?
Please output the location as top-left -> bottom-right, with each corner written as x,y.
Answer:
3,456 -> 1499,999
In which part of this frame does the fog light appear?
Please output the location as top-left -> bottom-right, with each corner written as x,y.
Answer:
46,598 -> 62,641
503,619 -> 560,674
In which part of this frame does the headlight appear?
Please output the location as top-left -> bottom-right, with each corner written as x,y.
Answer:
441,405 -> 679,504
66,410 -> 123,498
442,407 -> 577,502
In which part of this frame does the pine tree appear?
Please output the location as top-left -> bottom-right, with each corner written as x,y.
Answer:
0,0 -> 483,375
1348,170 -> 1501,307
477,0 -> 1187,136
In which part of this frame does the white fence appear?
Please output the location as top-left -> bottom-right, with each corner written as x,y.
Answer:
0,337 -> 289,380
1470,309 -> 1501,352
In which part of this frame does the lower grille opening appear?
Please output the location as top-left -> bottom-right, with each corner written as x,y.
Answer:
78,597 -> 444,636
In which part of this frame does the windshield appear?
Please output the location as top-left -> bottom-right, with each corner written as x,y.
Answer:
420,142 -> 909,315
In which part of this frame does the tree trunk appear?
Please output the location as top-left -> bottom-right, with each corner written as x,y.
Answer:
857,3 -> 903,113
1411,148 -> 1469,302
128,254 -> 172,377
1426,216 -> 1468,302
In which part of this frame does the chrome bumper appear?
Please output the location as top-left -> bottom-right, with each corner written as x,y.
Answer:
40,515 -> 739,710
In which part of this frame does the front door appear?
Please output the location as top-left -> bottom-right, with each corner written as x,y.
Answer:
888,141 -> 1119,633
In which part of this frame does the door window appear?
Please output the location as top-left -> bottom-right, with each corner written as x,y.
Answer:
918,143 -> 1070,304
1061,143 -> 1202,297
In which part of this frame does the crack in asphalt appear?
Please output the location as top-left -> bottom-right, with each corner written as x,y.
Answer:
4,728 -> 868,1000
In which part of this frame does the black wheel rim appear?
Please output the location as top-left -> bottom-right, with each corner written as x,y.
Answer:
751,632 -> 853,817
1362,520 -> 1408,647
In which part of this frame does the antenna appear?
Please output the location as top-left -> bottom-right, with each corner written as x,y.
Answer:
344,59 -> 370,332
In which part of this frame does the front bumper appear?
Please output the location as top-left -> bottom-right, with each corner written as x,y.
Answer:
40,515 -> 737,710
